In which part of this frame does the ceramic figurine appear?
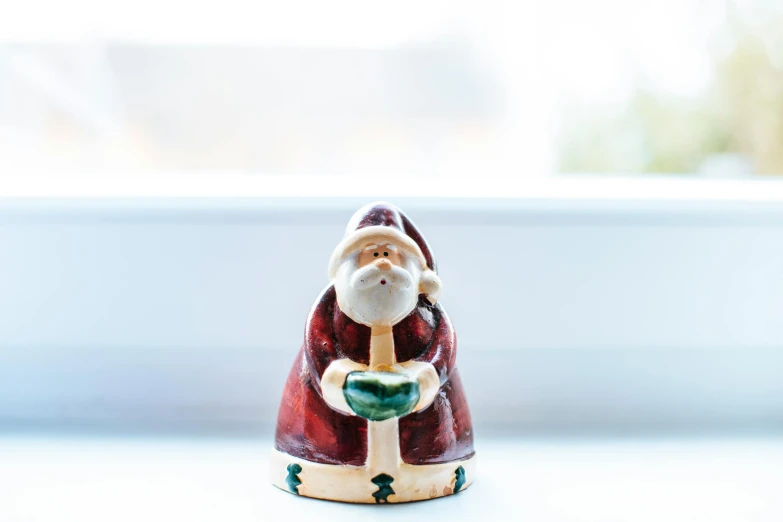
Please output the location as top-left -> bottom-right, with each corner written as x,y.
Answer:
270,202 -> 475,503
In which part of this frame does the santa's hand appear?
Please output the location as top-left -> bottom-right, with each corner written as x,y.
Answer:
343,371 -> 420,421
321,359 -> 369,414
392,361 -> 440,412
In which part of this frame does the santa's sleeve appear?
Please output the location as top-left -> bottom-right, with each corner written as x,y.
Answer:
397,303 -> 456,412
304,286 -> 366,415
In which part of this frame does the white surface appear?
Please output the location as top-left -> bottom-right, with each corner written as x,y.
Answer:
1,437 -> 781,522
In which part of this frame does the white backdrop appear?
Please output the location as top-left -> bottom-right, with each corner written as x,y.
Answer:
0,197 -> 782,435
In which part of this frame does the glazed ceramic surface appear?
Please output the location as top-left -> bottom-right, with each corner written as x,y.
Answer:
271,202 -> 475,503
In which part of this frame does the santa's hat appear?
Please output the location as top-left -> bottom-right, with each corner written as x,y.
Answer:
328,202 -> 442,304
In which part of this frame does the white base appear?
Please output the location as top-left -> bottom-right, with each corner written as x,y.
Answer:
269,448 -> 476,503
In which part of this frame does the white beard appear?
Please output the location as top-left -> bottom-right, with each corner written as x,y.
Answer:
334,255 -> 421,327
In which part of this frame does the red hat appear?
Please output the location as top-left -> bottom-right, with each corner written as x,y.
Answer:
328,202 -> 442,303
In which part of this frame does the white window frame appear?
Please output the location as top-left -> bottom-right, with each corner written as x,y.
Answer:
1,180 -> 782,435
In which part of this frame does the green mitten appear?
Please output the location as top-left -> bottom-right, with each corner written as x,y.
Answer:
343,371 -> 420,421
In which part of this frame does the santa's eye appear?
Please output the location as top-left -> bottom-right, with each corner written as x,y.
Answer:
374,252 -> 379,257
383,252 -> 388,257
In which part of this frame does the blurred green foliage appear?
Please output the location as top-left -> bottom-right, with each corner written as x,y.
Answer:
558,12 -> 783,175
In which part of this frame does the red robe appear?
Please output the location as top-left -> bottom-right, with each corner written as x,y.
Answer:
275,285 -> 475,466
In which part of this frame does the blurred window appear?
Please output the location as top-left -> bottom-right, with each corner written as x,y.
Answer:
1,0 -> 781,186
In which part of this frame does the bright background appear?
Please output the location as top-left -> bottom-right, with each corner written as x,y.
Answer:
3,0 -> 783,185
1,2 -> 783,521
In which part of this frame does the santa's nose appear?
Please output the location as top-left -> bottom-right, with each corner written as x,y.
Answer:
375,258 -> 392,271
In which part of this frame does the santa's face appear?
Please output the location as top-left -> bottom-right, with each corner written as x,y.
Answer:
334,241 -> 422,327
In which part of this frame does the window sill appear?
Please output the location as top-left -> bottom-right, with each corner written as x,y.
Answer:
1,436 -> 780,521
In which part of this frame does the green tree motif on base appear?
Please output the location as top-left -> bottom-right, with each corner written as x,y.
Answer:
371,473 -> 395,503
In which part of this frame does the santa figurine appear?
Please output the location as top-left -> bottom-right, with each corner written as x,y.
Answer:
270,202 -> 475,503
